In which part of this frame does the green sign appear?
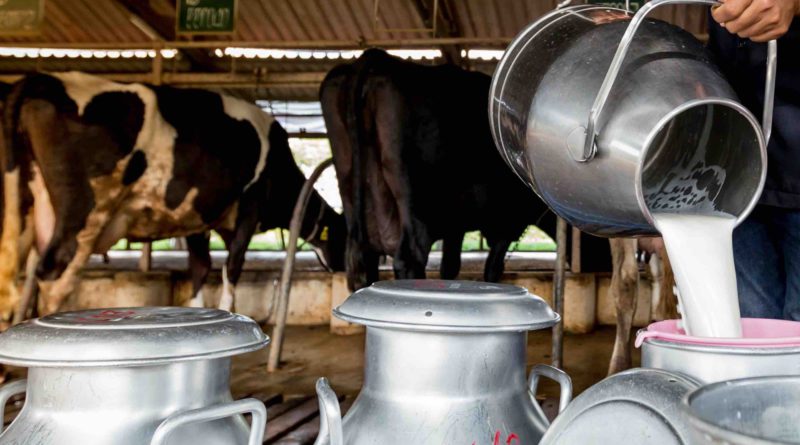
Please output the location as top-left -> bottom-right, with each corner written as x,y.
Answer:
587,0 -> 646,11
0,0 -> 43,35
176,0 -> 237,34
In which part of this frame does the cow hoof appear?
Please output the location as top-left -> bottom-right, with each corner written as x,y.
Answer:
186,290 -> 205,308
218,292 -> 234,312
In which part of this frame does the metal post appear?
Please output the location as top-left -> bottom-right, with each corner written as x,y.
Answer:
570,227 -> 581,274
267,158 -> 334,372
552,217 -> 568,369
136,46 -> 165,274
151,42 -> 164,85
139,242 -> 152,272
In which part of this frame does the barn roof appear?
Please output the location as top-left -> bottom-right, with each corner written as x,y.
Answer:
0,0 -> 709,100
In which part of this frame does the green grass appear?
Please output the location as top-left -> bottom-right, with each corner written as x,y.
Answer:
110,226 -> 556,253
111,229 -> 315,251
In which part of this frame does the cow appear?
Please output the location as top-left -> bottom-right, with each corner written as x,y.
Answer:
608,237 -> 677,375
319,49 -> 675,375
320,49 -> 554,291
0,71 -> 346,318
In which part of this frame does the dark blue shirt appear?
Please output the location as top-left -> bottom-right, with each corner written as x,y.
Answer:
707,15 -> 800,208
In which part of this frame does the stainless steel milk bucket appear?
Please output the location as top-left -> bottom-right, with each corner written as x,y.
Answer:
684,376 -> 800,444
642,339 -> 800,384
489,0 -> 776,236
0,307 -> 269,445
638,319 -> 800,384
314,280 -> 572,445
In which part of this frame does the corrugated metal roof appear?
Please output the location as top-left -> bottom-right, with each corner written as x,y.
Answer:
1,0 -> 151,43
230,0 -> 707,42
0,0 -> 709,100
0,0 -> 707,45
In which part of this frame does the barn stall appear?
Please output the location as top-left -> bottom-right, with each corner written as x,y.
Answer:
0,0 -> 779,443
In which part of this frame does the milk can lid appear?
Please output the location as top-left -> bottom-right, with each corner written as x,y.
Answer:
333,280 -> 559,332
0,307 -> 269,367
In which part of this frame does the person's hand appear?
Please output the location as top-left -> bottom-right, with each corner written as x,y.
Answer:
712,0 -> 800,42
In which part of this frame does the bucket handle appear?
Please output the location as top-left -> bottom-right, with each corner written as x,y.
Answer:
528,364 -> 573,416
313,378 -> 344,445
578,0 -> 778,162
150,398 -> 266,445
0,379 -> 26,435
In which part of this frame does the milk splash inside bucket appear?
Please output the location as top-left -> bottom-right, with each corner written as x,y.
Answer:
653,214 -> 741,337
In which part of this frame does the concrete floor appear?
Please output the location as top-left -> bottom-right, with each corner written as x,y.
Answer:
231,325 -> 641,400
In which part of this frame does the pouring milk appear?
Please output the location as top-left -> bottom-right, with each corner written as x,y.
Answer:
652,213 -> 741,337
645,131 -> 743,337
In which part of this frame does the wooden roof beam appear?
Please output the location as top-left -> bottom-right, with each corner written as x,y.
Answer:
411,0 -> 464,65
113,0 -> 221,73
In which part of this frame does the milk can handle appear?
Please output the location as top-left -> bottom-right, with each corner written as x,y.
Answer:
150,398 -> 266,445
313,378 -> 344,445
579,0 -> 778,162
0,379 -> 26,435
528,364 -> 573,415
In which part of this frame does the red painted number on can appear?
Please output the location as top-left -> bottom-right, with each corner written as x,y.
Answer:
472,431 -> 520,445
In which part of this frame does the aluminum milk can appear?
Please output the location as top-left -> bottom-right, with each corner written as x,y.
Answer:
684,376 -> 800,444
489,0 -> 775,236
540,318 -> 800,444
0,307 -> 269,445
314,280 -> 572,445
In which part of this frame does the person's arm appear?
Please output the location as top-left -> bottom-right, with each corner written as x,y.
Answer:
711,0 -> 800,41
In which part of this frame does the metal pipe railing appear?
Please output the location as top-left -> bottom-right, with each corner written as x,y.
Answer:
267,158 -> 335,372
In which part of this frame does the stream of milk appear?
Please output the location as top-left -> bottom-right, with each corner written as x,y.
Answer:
653,213 -> 742,337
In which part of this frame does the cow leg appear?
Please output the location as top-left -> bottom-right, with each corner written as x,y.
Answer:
440,232 -> 464,280
13,250 -> 39,325
653,246 -> 678,320
37,207 -> 117,315
393,222 -> 431,279
484,238 -> 513,283
185,233 -> 211,308
608,238 -> 639,375
0,168 -> 23,325
345,235 -> 380,291
220,204 -> 260,312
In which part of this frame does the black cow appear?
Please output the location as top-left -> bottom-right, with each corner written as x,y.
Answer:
320,49 -> 555,291
0,72 -> 345,317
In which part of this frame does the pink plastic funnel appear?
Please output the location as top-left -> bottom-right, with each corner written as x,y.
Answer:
635,318 -> 800,348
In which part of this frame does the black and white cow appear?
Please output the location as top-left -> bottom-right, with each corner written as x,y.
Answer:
0,72 -> 345,317
320,49 -> 555,291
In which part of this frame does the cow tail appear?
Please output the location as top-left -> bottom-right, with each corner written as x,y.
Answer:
345,57 -> 371,274
0,76 -> 31,317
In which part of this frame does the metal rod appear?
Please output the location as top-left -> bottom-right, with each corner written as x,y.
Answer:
0,72 -> 326,88
582,0 -> 724,162
552,217 -> 568,369
138,242 -> 152,272
0,34 -> 709,51
0,37 -> 512,50
762,40 -> 778,144
267,158 -> 334,373
570,226 -> 581,274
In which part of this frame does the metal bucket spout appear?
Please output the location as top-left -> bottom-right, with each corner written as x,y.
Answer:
490,0 -> 776,236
